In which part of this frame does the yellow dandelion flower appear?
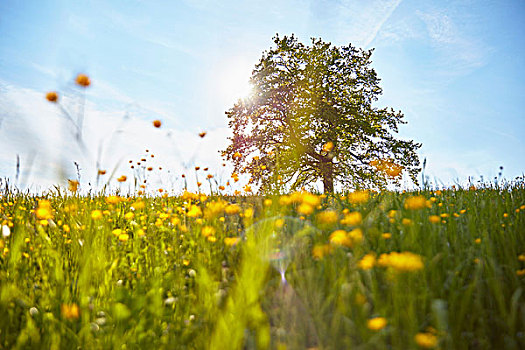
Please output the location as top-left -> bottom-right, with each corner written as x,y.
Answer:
91,210 -> 103,220
117,175 -> 127,182
224,237 -> 240,246
348,190 -> 369,204
124,212 -> 134,220
428,215 -> 441,224
402,218 -> 413,226
340,211 -> 362,226
312,244 -> 333,259
75,74 -> 90,87
382,232 -> 392,239
367,317 -> 387,331
297,203 -> 314,216
201,226 -> 216,237
68,180 -> 79,192
187,205 -> 203,218
404,195 -> 430,210
414,332 -> 438,348
317,210 -> 339,225
118,233 -> 129,242
322,141 -> 334,152
112,228 -> 122,237
61,303 -> 80,320
329,230 -> 352,247
46,91 -> 58,102
224,204 -> 241,215
358,253 -> 376,270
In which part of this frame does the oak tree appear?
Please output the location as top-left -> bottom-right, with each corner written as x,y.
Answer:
222,34 -> 421,193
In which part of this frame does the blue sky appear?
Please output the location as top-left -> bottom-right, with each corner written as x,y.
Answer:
0,0 -> 524,192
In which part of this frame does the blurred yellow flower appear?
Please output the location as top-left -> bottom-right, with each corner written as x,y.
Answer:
414,332 -> 438,348
404,195 -> 431,210
187,205 -> 203,218
201,226 -> 216,237
348,191 -> 369,204
322,141 -> 334,152
224,204 -> 241,215
312,244 -> 333,259
91,210 -> 103,220
297,203 -> 314,216
68,180 -> 79,192
358,253 -> 376,270
329,230 -> 351,247
378,251 -> 423,272
118,233 -> 129,242
153,120 -> 162,128
61,303 -> 80,320
340,211 -> 362,226
367,317 -> 387,331
224,237 -> 240,246
317,210 -> 338,225
46,91 -> 58,102
428,215 -> 441,224
75,74 -> 91,87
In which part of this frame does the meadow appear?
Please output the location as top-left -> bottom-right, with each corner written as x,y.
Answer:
1,180 -> 524,349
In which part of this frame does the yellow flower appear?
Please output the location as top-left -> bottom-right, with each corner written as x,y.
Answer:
317,210 -> 339,225
187,205 -> 203,218
131,200 -> 145,210
474,238 -> 481,244
68,180 -> 79,192
402,218 -> 413,226
404,195 -> 430,210
377,251 -> 423,272
124,212 -> 134,220
91,210 -> 103,220
112,228 -> 122,237
518,254 -> 525,262
297,203 -> 314,216
106,195 -> 121,204
414,332 -> 438,348
358,254 -> 376,270
201,226 -> 216,237
428,215 -> 441,224
61,303 -> 80,320
199,131 -> 207,138
516,269 -> 525,276
329,230 -> 352,247
98,169 -> 107,175
117,175 -> 127,182
224,237 -> 240,246
367,317 -> 387,331
118,233 -> 129,242
348,190 -> 369,204
224,204 -> 241,215
75,74 -> 91,87
312,244 -> 333,259
36,200 -> 53,220
340,211 -> 362,226
382,232 -> 392,239
46,91 -> 58,102
153,120 -> 162,128
322,141 -> 334,152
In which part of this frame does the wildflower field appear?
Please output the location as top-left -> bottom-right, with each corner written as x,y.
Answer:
1,182 -> 524,349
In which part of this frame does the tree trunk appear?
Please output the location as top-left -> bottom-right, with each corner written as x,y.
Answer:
321,160 -> 334,193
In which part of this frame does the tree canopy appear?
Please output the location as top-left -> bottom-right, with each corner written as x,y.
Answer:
222,34 -> 421,193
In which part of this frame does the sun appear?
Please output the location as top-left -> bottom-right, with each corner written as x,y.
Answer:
212,57 -> 255,105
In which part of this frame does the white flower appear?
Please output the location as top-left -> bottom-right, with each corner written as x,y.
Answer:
2,225 -> 10,237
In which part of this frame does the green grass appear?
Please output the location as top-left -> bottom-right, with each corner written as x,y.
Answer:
0,183 -> 524,349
